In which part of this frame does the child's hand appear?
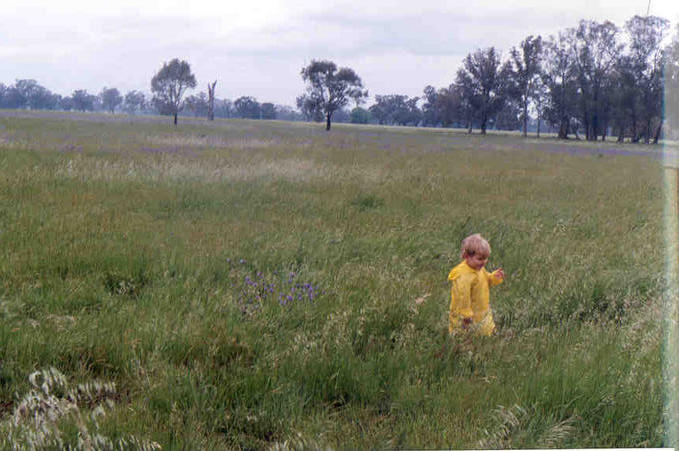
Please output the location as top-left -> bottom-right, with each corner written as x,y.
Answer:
493,268 -> 504,281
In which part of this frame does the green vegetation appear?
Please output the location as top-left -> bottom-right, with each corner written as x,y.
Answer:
0,112 -> 667,448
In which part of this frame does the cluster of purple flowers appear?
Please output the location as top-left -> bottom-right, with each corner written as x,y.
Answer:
277,271 -> 322,306
228,259 -> 324,314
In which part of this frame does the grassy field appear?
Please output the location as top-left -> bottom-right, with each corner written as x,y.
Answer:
0,111 -> 668,448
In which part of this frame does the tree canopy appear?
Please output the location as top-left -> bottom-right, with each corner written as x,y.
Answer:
297,60 -> 367,130
151,58 -> 197,126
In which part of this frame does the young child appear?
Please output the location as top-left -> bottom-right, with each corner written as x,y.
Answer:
448,234 -> 504,336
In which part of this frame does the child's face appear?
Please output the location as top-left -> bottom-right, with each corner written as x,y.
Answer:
465,252 -> 488,270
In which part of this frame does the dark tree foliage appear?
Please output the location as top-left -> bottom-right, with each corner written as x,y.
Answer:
151,58 -> 197,126
509,35 -> 543,136
350,107 -> 370,124
298,59 -> 368,130
542,31 -> 580,138
123,90 -> 146,115
275,104 -> 304,121
260,102 -> 276,119
185,92 -> 209,117
214,99 -> 233,118
99,87 -> 123,113
234,96 -> 261,119
0,80 -> 59,110
569,20 -> 622,140
71,89 -> 96,112
369,94 -> 421,126
622,15 -> 669,142
456,47 -> 512,134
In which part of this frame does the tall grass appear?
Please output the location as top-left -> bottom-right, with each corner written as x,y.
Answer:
0,112 -> 666,448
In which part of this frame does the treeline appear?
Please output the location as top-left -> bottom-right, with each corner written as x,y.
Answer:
2,15 -> 679,140
0,81 -> 303,121
362,15 -> 678,142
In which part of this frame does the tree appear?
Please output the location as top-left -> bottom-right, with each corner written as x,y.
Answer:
542,31 -> 579,139
421,86 -> 440,126
623,15 -> 669,143
260,103 -> 276,119
275,104 -> 303,121
151,58 -> 197,126
569,20 -> 622,140
71,89 -> 96,112
369,94 -> 421,126
100,87 -> 123,113
59,95 -> 74,111
296,95 -> 323,122
456,47 -> 511,134
234,96 -> 261,119
214,99 -> 233,118
185,92 -> 209,117
665,25 -> 679,140
350,107 -> 370,124
509,35 -> 543,136
298,60 -> 368,130
123,90 -> 146,115
207,81 -> 217,121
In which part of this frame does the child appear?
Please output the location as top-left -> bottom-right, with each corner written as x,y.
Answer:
448,234 -> 504,336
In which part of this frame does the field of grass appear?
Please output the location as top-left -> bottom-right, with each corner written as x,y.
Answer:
0,111 -> 668,448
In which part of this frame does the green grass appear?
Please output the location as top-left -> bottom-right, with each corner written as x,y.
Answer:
0,112 -> 667,448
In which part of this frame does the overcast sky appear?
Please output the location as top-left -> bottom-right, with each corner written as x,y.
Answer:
2,0 -> 679,107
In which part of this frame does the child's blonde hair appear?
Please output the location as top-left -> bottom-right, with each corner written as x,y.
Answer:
460,233 -> 491,259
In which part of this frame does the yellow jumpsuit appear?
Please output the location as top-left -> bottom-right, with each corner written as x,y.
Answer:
448,260 -> 503,336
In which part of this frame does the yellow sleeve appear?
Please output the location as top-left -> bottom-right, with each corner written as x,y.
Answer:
450,273 -> 476,319
485,268 -> 504,287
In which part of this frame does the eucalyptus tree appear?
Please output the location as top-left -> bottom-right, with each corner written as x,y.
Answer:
542,31 -> 579,139
569,20 -> 622,140
297,60 -> 368,130
151,58 -> 197,126
260,103 -> 276,120
509,35 -> 543,137
456,47 -> 511,134
99,87 -> 123,113
234,96 -> 261,119
123,90 -> 146,115
71,89 -> 96,112
666,25 -> 679,140
623,15 -> 669,143
185,92 -> 209,117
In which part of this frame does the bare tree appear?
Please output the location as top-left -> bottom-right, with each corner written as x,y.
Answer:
207,80 -> 217,121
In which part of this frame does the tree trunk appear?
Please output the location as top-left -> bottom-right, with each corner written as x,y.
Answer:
522,101 -> 528,137
326,113 -> 331,131
537,112 -> 541,138
207,81 -> 217,121
653,120 -> 662,144
174,113 -> 178,126
558,118 -> 569,139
